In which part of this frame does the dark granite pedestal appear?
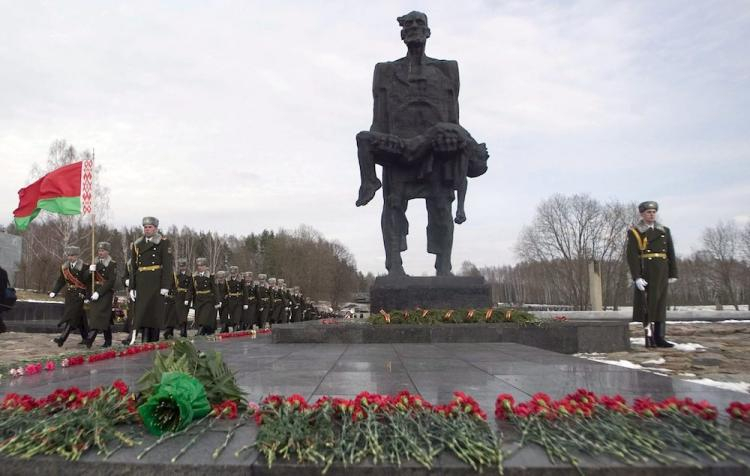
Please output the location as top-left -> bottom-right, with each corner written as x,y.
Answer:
370,275 -> 492,312
273,319 -> 630,354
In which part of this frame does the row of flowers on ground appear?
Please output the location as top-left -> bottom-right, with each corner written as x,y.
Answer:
1,329 -> 269,381
2,381 -> 749,472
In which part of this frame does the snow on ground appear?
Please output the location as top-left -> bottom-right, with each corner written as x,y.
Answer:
629,337 -> 706,351
684,378 -> 750,394
574,354 -> 672,373
642,357 -> 666,365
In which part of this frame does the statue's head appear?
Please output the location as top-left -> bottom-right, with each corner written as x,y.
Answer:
398,11 -> 430,46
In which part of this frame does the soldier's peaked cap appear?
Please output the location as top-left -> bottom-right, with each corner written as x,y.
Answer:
195,257 -> 208,266
64,245 -> 81,256
96,241 -> 111,251
177,258 -> 188,265
638,201 -> 659,213
142,216 -> 159,227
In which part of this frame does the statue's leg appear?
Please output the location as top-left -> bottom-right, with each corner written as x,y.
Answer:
382,198 -> 408,276
426,196 -> 454,276
356,132 -> 382,207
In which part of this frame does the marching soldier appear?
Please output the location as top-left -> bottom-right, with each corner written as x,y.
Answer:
241,271 -> 257,330
49,246 -> 91,347
269,277 -> 283,324
129,216 -> 173,343
162,268 -> 178,339
256,274 -> 271,328
174,258 -> 192,338
221,266 -> 243,332
191,258 -> 220,335
85,242 -> 117,348
291,286 -> 304,322
626,201 -> 678,348
215,270 -> 229,332
121,251 -> 136,345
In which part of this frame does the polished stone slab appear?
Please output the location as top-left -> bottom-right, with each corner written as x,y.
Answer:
1,335 -> 748,475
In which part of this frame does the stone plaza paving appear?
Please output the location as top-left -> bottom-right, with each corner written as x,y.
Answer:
1,334 -> 749,475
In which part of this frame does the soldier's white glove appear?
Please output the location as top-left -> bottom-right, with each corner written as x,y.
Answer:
84,299 -> 91,304
668,278 -> 678,284
130,289 -> 137,301
184,300 -> 190,306
635,278 -> 648,291
243,304 -> 248,310
125,278 -> 130,287
160,288 -> 169,296
91,292 -> 100,301
89,264 -> 96,271
49,292 -> 56,298
214,303 -> 222,309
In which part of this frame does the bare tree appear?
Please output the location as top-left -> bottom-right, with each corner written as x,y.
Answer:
702,221 -> 743,310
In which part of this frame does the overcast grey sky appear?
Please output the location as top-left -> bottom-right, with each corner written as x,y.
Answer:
1,0 -> 748,275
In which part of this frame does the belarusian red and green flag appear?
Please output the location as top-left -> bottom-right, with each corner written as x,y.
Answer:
13,160 -> 93,231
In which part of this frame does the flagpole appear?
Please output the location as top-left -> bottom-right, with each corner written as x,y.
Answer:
90,149 -> 96,293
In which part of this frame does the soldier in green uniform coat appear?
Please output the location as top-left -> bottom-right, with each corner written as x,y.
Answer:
121,253 -> 136,345
174,258 -> 192,337
626,201 -> 678,348
49,246 -> 91,347
85,242 -> 118,348
191,258 -> 220,335
241,271 -> 257,330
162,268 -> 178,340
129,216 -> 173,343
221,266 -> 243,332
256,274 -> 271,329
291,286 -> 303,322
269,277 -> 284,325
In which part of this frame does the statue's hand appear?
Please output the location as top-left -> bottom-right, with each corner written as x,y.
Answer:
373,134 -> 405,155
432,126 -> 464,153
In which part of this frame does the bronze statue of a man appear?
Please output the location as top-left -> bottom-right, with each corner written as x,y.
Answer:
356,11 -> 489,277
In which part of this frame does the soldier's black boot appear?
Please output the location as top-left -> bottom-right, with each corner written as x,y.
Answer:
102,328 -> 112,348
644,323 -> 655,348
84,330 -> 98,349
654,322 -> 674,348
164,327 -> 174,340
53,324 -> 72,347
180,324 -> 188,338
149,327 -> 160,342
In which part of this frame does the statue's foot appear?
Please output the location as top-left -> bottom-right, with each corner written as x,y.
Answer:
454,210 -> 466,224
356,180 -> 382,207
387,266 -> 408,277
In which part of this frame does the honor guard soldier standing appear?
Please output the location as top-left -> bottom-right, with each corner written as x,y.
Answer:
174,258 -> 192,337
121,252 -> 135,345
241,271 -> 257,330
627,201 -> 678,348
85,242 -> 118,348
192,258 -> 220,335
215,270 -> 229,332
256,274 -> 271,328
129,216 -> 173,343
222,266 -> 243,332
49,246 -> 91,347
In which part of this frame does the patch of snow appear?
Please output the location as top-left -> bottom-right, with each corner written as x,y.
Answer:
679,372 -> 697,377
630,337 -> 645,346
642,357 -> 666,365
592,359 -> 644,370
684,378 -> 750,394
672,342 -> 706,352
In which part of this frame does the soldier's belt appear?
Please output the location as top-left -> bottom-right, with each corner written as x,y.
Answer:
67,285 -> 86,291
640,253 -> 667,259
177,287 -> 188,292
195,290 -> 212,294
138,265 -> 162,272
261,298 -> 270,301
227,293 -> 242,297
